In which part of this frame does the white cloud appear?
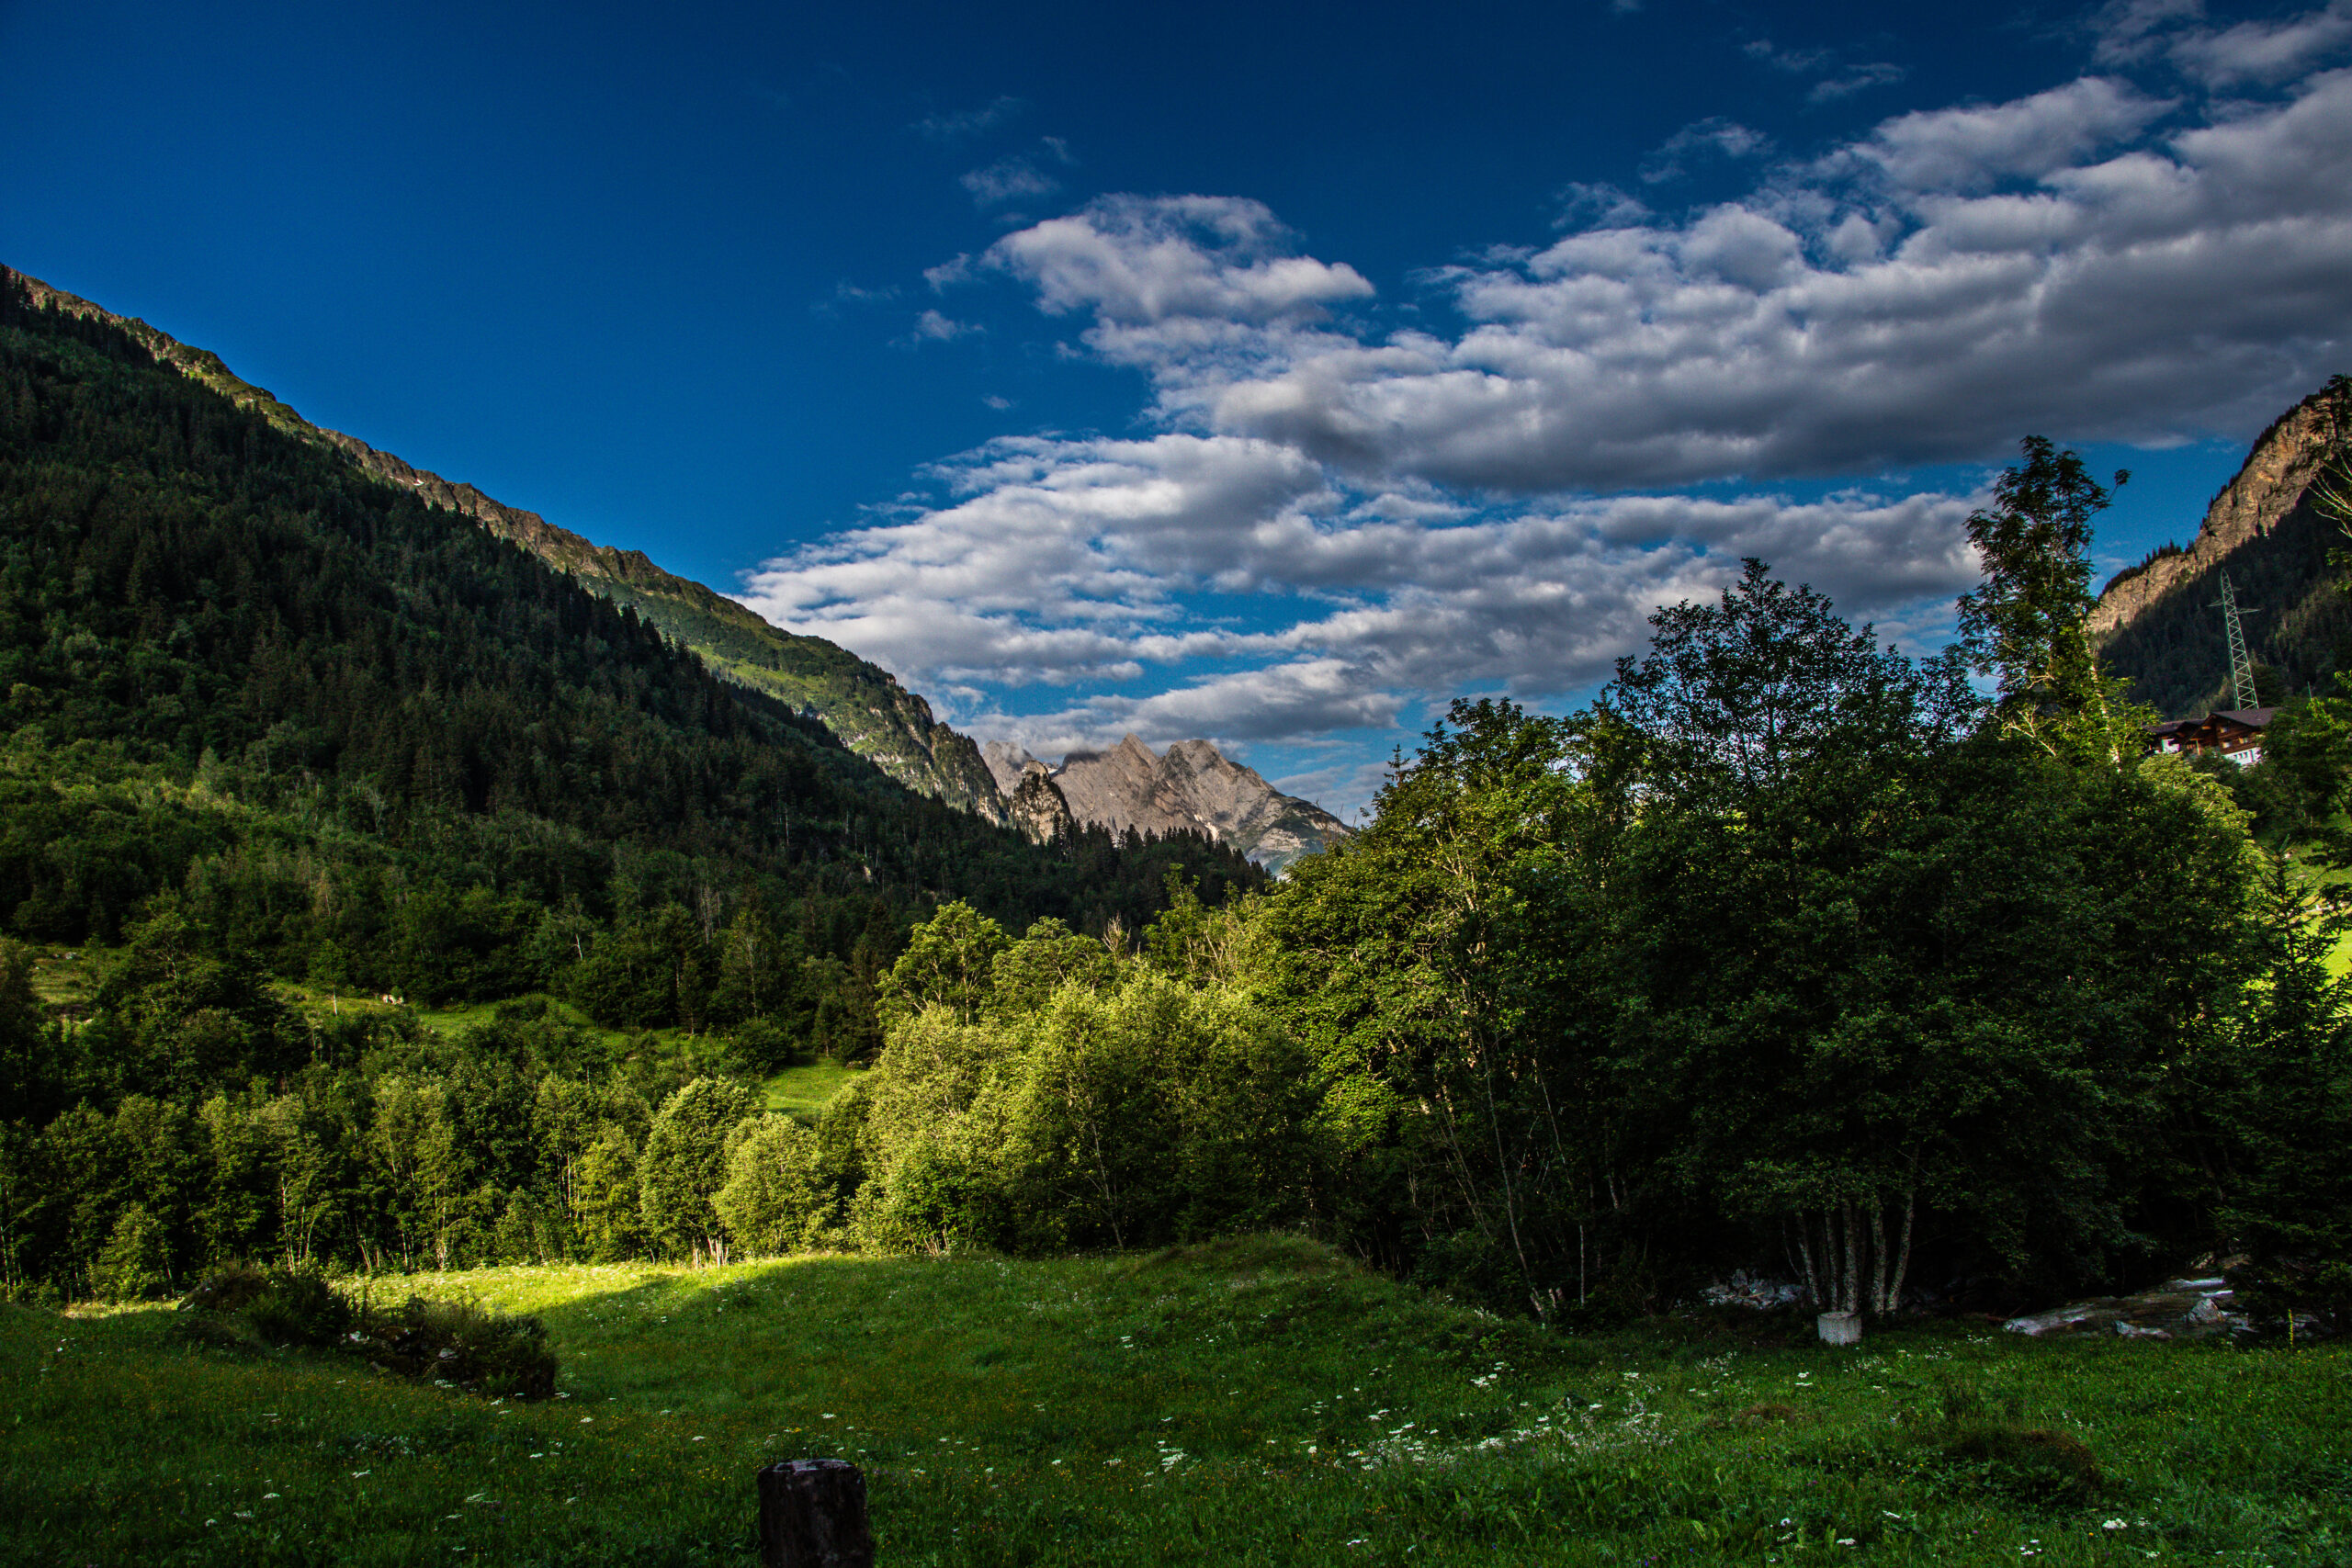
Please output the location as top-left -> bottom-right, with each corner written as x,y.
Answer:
1809,62 -> 1908,104
904,310 -> 981,344
986,194 -> 1374,329
1639,118 -> 1774,184
2170,0 -> 2352,85
2094,0 -> 2352,85
746,13 -> 2352,812
737,429 -> 1982,747
1744,39 -> 1834,73
960,156 -> 1061,209
1741,37 -> 1906,103
985,62 -> 2352,493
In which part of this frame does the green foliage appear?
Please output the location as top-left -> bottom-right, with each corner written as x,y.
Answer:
0,265 -> 1261,1295
89,1201 -> 171,1301
713,1114 -> 833,1255
637,1077 -> 757,1258
1263,547 -> 2276,1314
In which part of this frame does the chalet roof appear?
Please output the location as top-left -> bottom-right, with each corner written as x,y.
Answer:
2211,707 -> 2277,728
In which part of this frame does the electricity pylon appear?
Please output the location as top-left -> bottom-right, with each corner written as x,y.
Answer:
2213,570 -> 2261,711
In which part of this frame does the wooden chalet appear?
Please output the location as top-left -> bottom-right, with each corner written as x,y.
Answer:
2147,707 -> 2276,764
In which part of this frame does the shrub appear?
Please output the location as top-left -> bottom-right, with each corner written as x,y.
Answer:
178,1262 -> 273,1314
179,1265 -> 353,1346
243,1270 -> 355,1347
352,1293 -> 559,1401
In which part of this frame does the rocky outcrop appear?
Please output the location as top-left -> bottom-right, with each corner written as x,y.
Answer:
990,733 -> 1352,874
981,740 -> 1037,798
2090,379 -> 2352,716
1005,764 -> 1076,845
7,267 -> 1009,826
2093,387 -> 2346,637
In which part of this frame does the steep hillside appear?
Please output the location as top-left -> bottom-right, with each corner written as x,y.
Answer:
0,268 -> 1258,1021
985,735 -> 1353,874
2093,378 -> 2352,716
7,269 -> 1009,826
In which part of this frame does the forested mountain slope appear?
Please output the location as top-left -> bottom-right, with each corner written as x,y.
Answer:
2093,378 -> 2352,716
0,267 -> 1255,1032
6,269 -> 1011,824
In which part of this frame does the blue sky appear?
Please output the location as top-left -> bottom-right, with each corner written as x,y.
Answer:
6,0 -> 2349,816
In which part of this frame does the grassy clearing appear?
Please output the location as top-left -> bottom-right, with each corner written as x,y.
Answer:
762,1060 -> 863,1119
6,1237 -> 2347,1566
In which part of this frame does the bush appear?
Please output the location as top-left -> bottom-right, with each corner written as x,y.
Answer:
244,1270 -> 355,1347
178,1263 -> 273,1314
175,1267 -> 558,1397
352,1294 -> 560,1400
179,1264 -> 354,1346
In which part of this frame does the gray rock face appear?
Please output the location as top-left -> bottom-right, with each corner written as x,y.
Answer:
989,734 -> 1352,874
1006,764 -> 1076,846
981,741 -> 1039,798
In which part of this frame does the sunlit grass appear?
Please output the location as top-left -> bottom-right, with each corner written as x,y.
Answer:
6,1238 -> 2346,1565
762,1060 -> 864,1120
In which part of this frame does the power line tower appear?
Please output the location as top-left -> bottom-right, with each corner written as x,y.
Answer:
2213,570 -> 2262,711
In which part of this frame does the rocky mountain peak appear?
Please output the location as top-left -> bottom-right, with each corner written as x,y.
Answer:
979,735 -> 1352,873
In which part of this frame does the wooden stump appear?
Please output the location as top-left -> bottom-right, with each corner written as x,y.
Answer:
1816,1310 -> 1862,1346
757,1459 -> 874,1568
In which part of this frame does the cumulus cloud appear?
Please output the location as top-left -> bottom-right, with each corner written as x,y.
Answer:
2094,0 -> 2352,84
1742,37 -> 1906,102
903,310 -> 981,344
1809,62 -> 1908,103
976,61 -> 2349,493
745,11 -> 2352,806
737,429 -> 1983,752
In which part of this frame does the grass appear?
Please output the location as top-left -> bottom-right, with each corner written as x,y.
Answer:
763,1060 -> 863,1119
6,1236 -> 2348,1566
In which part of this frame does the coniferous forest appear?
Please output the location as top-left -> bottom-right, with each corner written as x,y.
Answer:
3,266 -> 2347,1342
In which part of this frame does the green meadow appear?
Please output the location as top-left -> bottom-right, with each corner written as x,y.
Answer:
6,1237 -> 2346,1567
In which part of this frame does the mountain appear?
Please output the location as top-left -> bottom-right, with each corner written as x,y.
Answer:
983,736 -> 1352,874
0,266 -> 1262,1010
2093,378 -> 2352,716
6,270 -> 1009,827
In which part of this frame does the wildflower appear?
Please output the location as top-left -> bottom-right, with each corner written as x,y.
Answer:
263,1493 -> 279,1500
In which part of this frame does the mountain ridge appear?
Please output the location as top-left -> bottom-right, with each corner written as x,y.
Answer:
6,268 -> 1010,826
983,735 -> 1352,874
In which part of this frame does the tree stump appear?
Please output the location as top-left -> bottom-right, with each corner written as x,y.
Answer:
757,1459 -> 874,1568
1816,1310 -> 1862,1346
